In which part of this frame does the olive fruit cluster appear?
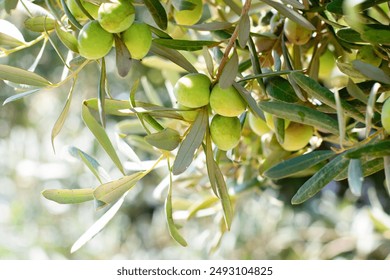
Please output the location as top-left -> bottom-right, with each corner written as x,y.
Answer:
174,73 -> 247,151
66,0 -> 152,60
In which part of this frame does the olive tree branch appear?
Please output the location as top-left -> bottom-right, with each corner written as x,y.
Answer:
215,0 -> 252,82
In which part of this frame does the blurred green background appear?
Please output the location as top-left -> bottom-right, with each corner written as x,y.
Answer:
1,2 -> 390,260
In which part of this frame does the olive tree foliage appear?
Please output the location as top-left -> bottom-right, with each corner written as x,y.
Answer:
1,0 -> 390,251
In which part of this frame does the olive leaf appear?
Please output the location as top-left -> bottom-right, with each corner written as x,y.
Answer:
292,154 -> 350,204
265,76 -> 299,103
144,128 -> 181,151
258,100 -> 340,135
264,150 -> 335,179
55,23 -> 79,53
352,60 -> 390,85
81,101 -> 125,174
219,49 -> 238,89
42,188 -> 95,204
344,140 -> 390,159
143,0 -> 168,30
172,107 -> 208,175
0,64 -> 52,87
93,172 -> 146,208
335,157 -> 383,181
348,159 -> 363,196
153,38 -> 219,51
24,16 -> 56,32
114,35 -> 132,78
238,14 -> 250,48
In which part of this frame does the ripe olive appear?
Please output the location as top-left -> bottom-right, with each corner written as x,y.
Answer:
210,83 -> 247,117
122,22 -> 152,60
98,0 -> 135,33
78,20 -> 114,60
174,73 -> 211,108
210,115 -> 241,151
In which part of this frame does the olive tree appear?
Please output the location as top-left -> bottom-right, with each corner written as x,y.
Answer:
1,0 -> 390,252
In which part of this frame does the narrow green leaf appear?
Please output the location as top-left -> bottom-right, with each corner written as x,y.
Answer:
219,49 -> 238,89
337,60 -> 367,80
233,82 -> 264,119
291,154 -> 350,204
384,156 -> 390,196
42,188 -> 94,204
239,70 -> 300,82
165,162 -> 188,246
71,192 -> 126,253
60,0 -> 83,30
150,43 -> 198,73
334,89 -> 345,147
214,161 -> 233,229
258,100 -> 340,135
143,0 -> 168,30
114,35 -> 132,77
248,36 -> 265,92
153,38 -> 219,51
148,24 -> 172,39
273,116 -> 285,144
348,159 -> 363,196
361,24 -> 390,45
51,78 -> 75,150
172,107 -> 208,175
82,101 -> 125,174
144,128 -> 181,151
264,150 -> 335,179
0,64 -> 52,87
365,83 -> 381,138
0,32 -> 25,47
346,79 -> 368,104
3,88 -> 41,105
185,21 -> 234,31
203,46 -> 214,77
265,76 -> 299,103
98,58 -> 107,128
344,140 -> 390,159
261,0 -> 315,30
335,157 -> 384,181
24,16 -> 56,32
93,172 -> 145,207
187,196 -> 219,220
336,28 -> 364,43
55,23 -> 79,53
352,60 -> 390,85
291,72 -> 365,122
68,146 -> 110,184
238,14 -> 250,48
205,127 -> 219,197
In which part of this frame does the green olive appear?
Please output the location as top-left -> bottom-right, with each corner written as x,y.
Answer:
280,123 -> 313,151
248,112 -> 270,136
174,73 -> 211,108
210,115 -> 241,151
173,0 -> 203,25
78,20 -> 114,60
283,18 -> 312,45
66,0 -> 99,20
98,0 -> 135,33
381,98 -> 390,134
210,83 -> 247,117
122,22 -> 152,60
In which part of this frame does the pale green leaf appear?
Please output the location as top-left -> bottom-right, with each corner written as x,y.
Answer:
3,88 -> 40,105
384,156 -> 390,196
42,188 -> 94,204
335,157 -> 383,181
0,64 -> 52,87
114,36 -> 132,77
93,172 -> 145,207
352,60 -> 390,85
145,128 -> 181,151
238,14 -> 250,48
348,159 -> 363,196
81,102 -> 125,174
345,140 -> 390,159
172,107 -> 208,175
219,49 -> 238,89
55,23 -> 79,53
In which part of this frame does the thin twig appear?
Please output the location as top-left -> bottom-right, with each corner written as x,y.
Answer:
215,0 -> 252,82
